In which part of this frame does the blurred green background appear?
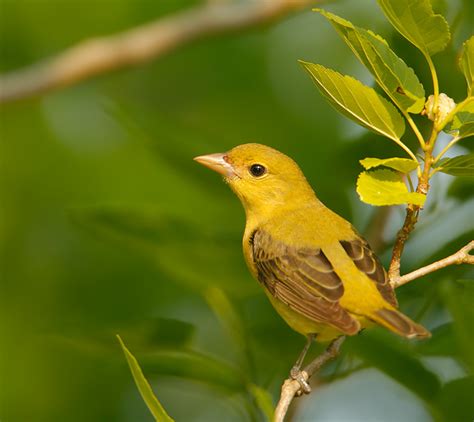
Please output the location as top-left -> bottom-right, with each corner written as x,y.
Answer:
1,0 -> 473,421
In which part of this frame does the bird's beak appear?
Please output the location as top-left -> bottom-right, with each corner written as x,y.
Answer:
193,153 -> 236,178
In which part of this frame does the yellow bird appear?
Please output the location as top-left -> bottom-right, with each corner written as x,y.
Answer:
194,143 -> 429,380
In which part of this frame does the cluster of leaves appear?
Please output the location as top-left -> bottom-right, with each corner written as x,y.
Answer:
301,0 -> 473,207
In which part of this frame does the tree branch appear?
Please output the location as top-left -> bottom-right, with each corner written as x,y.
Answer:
274,336 -> 345,422
388,130 -> 436,283
388,205 -> 419,282
0,0 -> 317,104
392,240 -> 474,288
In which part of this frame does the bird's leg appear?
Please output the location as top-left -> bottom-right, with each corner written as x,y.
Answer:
290,334 -> 315,394
291,334 -> 314,374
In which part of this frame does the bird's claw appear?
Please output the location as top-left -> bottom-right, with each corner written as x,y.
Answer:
290,366 -> 311,394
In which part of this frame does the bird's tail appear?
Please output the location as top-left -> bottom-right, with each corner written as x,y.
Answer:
372,308 -> 431,339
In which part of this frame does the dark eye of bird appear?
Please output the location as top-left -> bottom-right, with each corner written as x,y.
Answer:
249,164 -> 266,177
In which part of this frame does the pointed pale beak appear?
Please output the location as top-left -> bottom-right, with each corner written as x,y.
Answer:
193,152 -> 236,177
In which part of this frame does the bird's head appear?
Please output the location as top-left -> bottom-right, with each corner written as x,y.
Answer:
194,143 -> 316,217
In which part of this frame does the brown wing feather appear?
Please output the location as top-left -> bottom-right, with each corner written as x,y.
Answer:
340,238 -> 397,307
252,230 -> 360,335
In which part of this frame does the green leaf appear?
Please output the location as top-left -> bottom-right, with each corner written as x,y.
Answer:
430,0 -> 447,14
357,169 -> 426,206
444,99 -> 474,140
205,287 -> 246,350
48,319 -> 196,358
360,157 -> 419,173
460,36 -> 474,96
117,335 -> 174,422
435,154 -> 474,177
140,350 -> 247,392
118,318 -> 195,353
348,331 -> 441,403
440,280 -> 474,371
300,61 -> 405,142
71,206 -> 252,296
436,377 -> 474,422
377,0 -> 450,56
316,9 -> 425,113
248,384 -> 274,421
416,323 -> 458,357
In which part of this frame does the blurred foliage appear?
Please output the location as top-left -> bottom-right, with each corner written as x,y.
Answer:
0,0 -> 473,421
435,153 -> 474,176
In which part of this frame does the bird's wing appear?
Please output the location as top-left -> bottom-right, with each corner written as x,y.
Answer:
340,237 -> 397,307
252,230 -> 360,335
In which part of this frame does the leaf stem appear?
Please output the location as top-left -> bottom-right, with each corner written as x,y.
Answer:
394,138 -> 420,163
406,173 -> 415,192
426,120 -> 440,149
429,167 -> 440,178
433,135 -> 461,164
425,53 -> 439,109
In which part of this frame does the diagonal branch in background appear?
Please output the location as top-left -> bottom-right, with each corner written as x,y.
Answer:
0,0 -> 317,104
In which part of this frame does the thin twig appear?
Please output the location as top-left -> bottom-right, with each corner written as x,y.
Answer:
274,336 -> 345,422
433,135 -> 461,165
393,240 -> 474,288
0,0 -> 317,104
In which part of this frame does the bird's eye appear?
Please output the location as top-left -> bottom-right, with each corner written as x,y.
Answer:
249,164 -> 267,177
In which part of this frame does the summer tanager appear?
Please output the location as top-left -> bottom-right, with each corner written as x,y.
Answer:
194,143 -> 429,375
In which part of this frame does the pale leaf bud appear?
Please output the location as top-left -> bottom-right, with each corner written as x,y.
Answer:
422,93 -> 456,123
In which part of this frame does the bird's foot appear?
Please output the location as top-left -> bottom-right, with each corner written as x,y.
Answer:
290,366 -> 311,395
